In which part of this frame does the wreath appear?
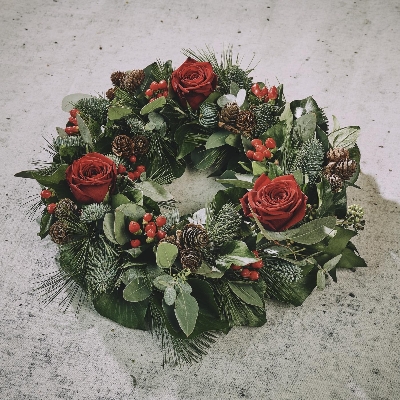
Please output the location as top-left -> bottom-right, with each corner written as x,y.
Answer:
16,48 -> 366,365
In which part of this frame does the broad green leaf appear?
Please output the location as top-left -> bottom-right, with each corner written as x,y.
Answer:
316,270 -> 326,290
123,277 -> 151,302
93,289 -> 149,330
140,96 -> 166,115
62,93 -> 93,112
278,103 -> 293,133
111,194 -> 131,209
225,133 -> 241,147
215,241 -> 258,269
135,180 -> 173,202
103,213 -> 118,244
191,146 -> 227,170
76,114 -> 93,146
205,131 -> 230,149
294,113 -> 317,142
114,209 -> 129,245
116,203 -> 146,221
122,188 -> 143,205
156,242 -> 179,268
316,125 -> 330,153
38,210 -> 53,239
120,267 -> 146,285
267,163 -> 283,180
124,247 -> 143,259
108,105 -> 132,120
228,281 -> 264,307
148,111 -> 165,129
174,291 -> 199,337
195,262 -> 225,278
177,281 -> 192,294
230,82 -> 240,96
216,178 -> 254,189
332,115 -> 340,131
324,226 -> 356,256
261,120 -> 287,148
164,286 -> 177,306
329,126 -> 360,149
252,161 -> 268,176
249,205 -> 288,242
336,247 -> 367,268
153,273 -> 175,290
31,164 -> 68,186
286,216 -> 337,245
323,254 -> 342,272
56,126 -> 68,138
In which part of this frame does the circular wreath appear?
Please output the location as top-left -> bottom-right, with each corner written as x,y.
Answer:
16,48 -> 366,364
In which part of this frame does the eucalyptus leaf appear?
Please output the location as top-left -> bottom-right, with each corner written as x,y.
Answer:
123,277 -> 152,302
76,114 -> 93,146
56,127 -> 68,138
148,111 -> 165,129
62,93 -> 93,112
124,247 -> 143,259
164,286 -> 177,306
153,273 -> 175,291
140,96 -> 166,115
120,267 -> 146,285
116,203 -> 146,221
228,281 -> 264,307
114,209 -> 129,245
174,291 -> 199,337
230,82 -> 240,96
177,281 -> 192,294
316,270 -> 326,290
323,254 -> 342,272
156,242 -> 179,268
236,89 -> 246,107
135,180 -> 173,202
108,105 -> 132,120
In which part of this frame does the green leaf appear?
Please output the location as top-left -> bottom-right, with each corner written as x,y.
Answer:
156,242 -> 179,268
140,96 -> 166,115
62,93 -> 93,112
135,180 -> 173,203
122,188 -> 143,205
56,126 -> 68,138
316,126 -> 330,153
191,147 -> 227,170
31,164 -> 68,187
111,194 -> 131,209
323,254 -> 342,272
164,286 -> 177,306
174,291 -> 199,337
123,277 -> 152,302
267,163 -> 283,180
336,246 -> 367,268
148,111 -> 165,129
215,240 -> 258,269
39,210 -> 53,239
153,273 -> 175,290
261,121 -> 287,148
124,247 -> 143,259
108,105 -> 132,120
228,281 -> 264,307
76,114 -> 93,146
278,104 -> 293,134
317,270 -> 326,290
114,209 -> 129,245
251,161 -> 268,176
329,126 -> 360,149
324,226 -> 356,256
225,133 -> 241,148
116,203 -> 146,220
205,131 -> 230,149
93,289 -> 149,330
195,262 -> 225,278
294,113 -> 317,142
103,213 -> 118,244
286,216 -> 337,245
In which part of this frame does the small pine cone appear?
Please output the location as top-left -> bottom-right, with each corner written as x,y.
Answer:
49,221 -> 70,245
132,135 -> 150,155
106,87 -> 115,101
123,70 -> 146,93
54,198 -> 77,220
180,249 -> 202,272
112,135 -> 134,158
326,147 -> 350,162
236,110 -> 256,139
110,71 -> 126,87
334,159 -> 357,180
160,235 -> 178,247
323,161 -> 337,177
220,103 -> 240,124
179,224 -> 209,249
328,174 -> 343,192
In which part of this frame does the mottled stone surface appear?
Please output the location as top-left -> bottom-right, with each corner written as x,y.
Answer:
1,0 -> 399,399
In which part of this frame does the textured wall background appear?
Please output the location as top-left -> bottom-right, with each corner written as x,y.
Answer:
1,0 -> 399,399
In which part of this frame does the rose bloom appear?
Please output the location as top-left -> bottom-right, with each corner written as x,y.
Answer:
171,58 -> 217,110
65,152 -> 117,204
240,174 -> 308,231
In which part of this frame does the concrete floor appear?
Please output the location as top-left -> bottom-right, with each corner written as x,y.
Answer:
1,0 -> 400,399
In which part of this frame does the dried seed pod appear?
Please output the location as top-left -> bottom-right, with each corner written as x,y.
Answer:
106,87 -> 115,101
122,69 -> 145,93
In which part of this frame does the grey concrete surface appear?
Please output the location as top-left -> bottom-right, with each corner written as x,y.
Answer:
1,0 -> 400,399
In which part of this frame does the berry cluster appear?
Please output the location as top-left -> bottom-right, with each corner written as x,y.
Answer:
145,80 -> 168,102
41,189 -> 57,213
129,213 -> 167,247
251,83 -> 278,103
64,108 -> 80,135
230,250 -> 263,281
246,137 -> 277,161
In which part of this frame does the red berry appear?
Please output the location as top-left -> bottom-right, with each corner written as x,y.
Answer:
268,86 -> 278,100
264,138 -> 276,149
255,144 -> 267,153
240,268 -> 251,278
251,83 -> 260,94
156,230 -> 167,240
69,108 -> 79,117
249,271 -> 260,281
145,222 -> 156,232
130,239 -> 141,248
143,213 -> 153,222
253,88 -> 261,97
128,221 -> 141,234
47,203 -> 57,214
40,189 -> 52,199
251,260 -> 263,269
251,139 -> 263,147
129,155 -> 137,164
162,90 -> 169,97
145,88 -> 153,97
68,116 -> 78,125
156,215 -> 167,227
136,165 -> 146,174
149,98 -> 155,102
117,164 -> 126,174
65,126 -> 79,135
128,171 -> 140,180
146,229 -> 156,238
259,87 -> 268,97
252,151 -> 265,162
246,150 -> 255,160
263,149 -> 272,159
252,250 -> 259,257
150,81 -> 159,91
158,80 -> 168,90
230,264 -> 242,271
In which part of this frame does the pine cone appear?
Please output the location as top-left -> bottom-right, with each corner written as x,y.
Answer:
178,224 -> 209,249
110,71 -> 126,87
180,249 -> 202,272
123,70 -> 145,93
106,88 -> 115,101
49,221 -> 70,245
54,198 -> 77,220
326,147 -> 350,162
112,135 -> 134,158
328,174 -> 343,192
334,159 -> 357,180
132,135 -> 150,155
220,103 -> 240,124
323,161 -> 337,176
236,110 -> 256,139
160,235 -> 178,247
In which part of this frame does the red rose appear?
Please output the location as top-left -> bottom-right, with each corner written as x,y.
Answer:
65,152 -> 117,204
240,174 -> 308,231
171,58 -> 217,110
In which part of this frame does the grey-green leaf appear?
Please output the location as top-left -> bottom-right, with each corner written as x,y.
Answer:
329,126 -> 360,149
153,274 -> 175,291
62,93 -> 93,112
174,292 -> 199,337
156,242 -> 179,268
228,281 -> 264,307
323,254 -> 342,272
123,277 -> 151,302
164,286 -> 177,306
317,270 -> 326,290
76,114 -> 93,146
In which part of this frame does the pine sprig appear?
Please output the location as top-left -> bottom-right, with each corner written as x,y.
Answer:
74,96 -> 109,125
